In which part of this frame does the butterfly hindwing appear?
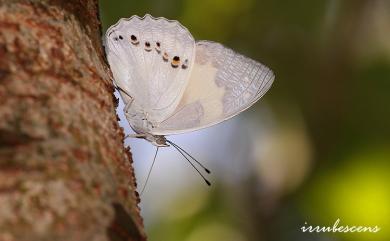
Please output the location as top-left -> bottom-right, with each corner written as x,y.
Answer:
151,40 -> 274,135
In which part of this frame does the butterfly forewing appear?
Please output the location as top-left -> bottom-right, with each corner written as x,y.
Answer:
151,40 -> 274,135
105,15 -> 195,123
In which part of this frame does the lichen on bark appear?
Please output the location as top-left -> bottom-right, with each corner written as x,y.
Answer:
0,1 -> 145,240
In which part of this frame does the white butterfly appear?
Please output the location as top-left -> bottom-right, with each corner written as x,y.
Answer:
105,14 -> 275,147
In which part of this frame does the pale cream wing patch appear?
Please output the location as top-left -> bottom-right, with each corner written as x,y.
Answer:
150,40 -> 275,135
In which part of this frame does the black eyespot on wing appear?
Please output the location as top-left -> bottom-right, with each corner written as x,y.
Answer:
181,59 -> 189,69
114,37 -> 119,41
119,35 -> 123,40
163,52 -> 169,62
155,42 -> 161,54
130,35 -> 139,45
144,41 -> 152,51
171,56 -> 180,68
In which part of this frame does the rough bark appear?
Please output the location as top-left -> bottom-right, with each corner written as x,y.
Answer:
0,1 -> 145,241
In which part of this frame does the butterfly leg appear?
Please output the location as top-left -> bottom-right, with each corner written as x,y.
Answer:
123,100 -> 134,115
113,84 -> 135,114
125,133 -> 146,139
114,84 -> 132,100
106,68 -> 114,82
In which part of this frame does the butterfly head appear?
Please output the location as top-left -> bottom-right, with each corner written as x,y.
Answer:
145,134 -> 169,147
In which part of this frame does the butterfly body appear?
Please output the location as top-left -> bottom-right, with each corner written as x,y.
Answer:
105,14 -> 274,146
123,107 -> 169,147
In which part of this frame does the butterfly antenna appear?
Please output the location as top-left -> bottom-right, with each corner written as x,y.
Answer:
166,140 -> 211,174
167,140 -> 211,186
140,147 -> 159,195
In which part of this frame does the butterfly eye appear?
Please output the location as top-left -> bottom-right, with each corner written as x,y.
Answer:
171,56 -> 180,68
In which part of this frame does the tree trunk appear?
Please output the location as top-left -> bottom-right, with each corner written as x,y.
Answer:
0,1 -> 145,240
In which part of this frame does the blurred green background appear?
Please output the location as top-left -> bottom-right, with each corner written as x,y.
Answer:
99,0 -> 390,241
